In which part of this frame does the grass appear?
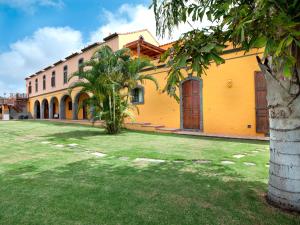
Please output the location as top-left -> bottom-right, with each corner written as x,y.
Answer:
0,120 -> 299,225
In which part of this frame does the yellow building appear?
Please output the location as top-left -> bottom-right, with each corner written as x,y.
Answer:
25,29 -> 269,138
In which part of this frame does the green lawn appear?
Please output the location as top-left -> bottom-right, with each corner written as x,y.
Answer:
0,121 -> 299,225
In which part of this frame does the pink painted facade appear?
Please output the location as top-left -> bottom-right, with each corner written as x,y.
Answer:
25,29 -> 157,98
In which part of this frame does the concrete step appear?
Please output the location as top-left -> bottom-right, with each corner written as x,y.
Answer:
156,127 -> 180,133
141,124 -> 165,128
126,122 -> 151,126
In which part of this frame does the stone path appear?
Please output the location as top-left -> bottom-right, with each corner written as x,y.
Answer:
54,144 -> 64,148
233,154 -> 245,159
68,143 -> 78,147
192,160 -> 211,164
91,152 -> 107,157
42,140 -> 263,169
221,160 -> 235,165
134,158 -> 165,163
119,157 -> 129,161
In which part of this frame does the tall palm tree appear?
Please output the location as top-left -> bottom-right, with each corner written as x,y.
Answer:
69,45 -> 158,134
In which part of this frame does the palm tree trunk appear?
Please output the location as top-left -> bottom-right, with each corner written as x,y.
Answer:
258,58 -> 300,211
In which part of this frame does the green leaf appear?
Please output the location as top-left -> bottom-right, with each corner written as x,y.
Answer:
240,27 -> 245,42
210,53 -> 225,65
285,36 -> 293,46
295,39 -> 300,47
252,36 -> 267,48
176,55 -> 188,68
200,43 -> 216,52
276,38 -> 286,56
283,63 -> 292,77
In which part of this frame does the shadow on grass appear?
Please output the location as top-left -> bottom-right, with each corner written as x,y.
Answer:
124,129 -> 269,145
0,158 -> 298,225
42,130 -> 107,141
22,120 -> 269,145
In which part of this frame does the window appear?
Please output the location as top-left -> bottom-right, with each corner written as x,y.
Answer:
51,71 -> 56,87
68,101 -> 72,110
131,86 -> 144,104
28,82 -> 32,94
43,75 -> 46,90
63,65 -> 68,84
78,58 -> 84,73
35,79 -> 38,92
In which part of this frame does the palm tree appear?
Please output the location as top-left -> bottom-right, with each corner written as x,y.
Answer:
69,45 -> 158,134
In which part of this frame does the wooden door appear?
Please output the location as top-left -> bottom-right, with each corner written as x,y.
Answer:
182,79 -> 200,129
83,100 -> 88,120
255,71 -> 269,134
44,101 -> 49,119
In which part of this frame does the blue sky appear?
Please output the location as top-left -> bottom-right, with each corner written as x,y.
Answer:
0,0 -> 150,51
0,0 -> 190,94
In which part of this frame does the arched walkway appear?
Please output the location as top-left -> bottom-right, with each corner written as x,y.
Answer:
73,92 -> 90,120
34,100 -> 41,119
60,95 -> 73,120
49,97 -> 59,119
41,99 -> 49,119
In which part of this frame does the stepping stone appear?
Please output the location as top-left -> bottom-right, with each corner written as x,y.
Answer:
192,160 -> 211,164
91,152 -> 106,157
243,162 -> 256,166
41,141 -> 51,144
174,160 -> 185,163
233,154 -> 245,159
221,160 -> 235,165
54,144 -> 64,148
119,157 -> 129,161
134,158 -> 165,163
68,143 -> 78,147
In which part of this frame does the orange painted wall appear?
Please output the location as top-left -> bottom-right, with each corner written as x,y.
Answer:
77,93 -> 89,120
52,98 -> 59,115
65,96 -> 73,120
28,87 -> 81,119
129,49 -> 264,137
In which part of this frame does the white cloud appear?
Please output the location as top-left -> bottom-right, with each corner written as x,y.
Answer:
90,4 -> 209,45
0,3 -> 210,95
0,27 -> 83,94
0,0 -> 64,13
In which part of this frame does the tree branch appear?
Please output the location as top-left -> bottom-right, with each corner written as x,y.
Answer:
256,56 -> 291,95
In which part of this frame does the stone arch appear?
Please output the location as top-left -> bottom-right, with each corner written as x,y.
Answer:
60,94 -> 73,120
49,96 -> 59,119
73,92 -> 90,120
41,99 -> 49,119
34,100 -> 41,119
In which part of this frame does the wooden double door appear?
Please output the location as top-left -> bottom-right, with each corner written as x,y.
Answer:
182,79 -> 201,130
